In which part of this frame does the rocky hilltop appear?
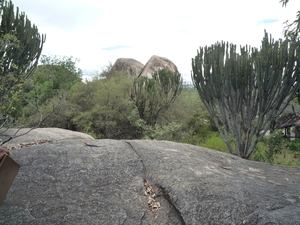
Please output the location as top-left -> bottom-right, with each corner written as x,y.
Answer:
111,55 -> 178,78
111,58 -> 144,76
139,55 -> 178,78
0,128 -> 300,224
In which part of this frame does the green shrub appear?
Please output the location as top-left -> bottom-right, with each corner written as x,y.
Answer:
287,139 -> 300,158
142,123 -> 182,140
84,121 -> 97,138
262,130 -> 288,163
251,131 -> 300,166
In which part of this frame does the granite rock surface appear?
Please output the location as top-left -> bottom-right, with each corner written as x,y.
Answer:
0,129 -> 300,224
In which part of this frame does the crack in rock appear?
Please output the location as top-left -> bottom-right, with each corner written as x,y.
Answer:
124,141 -> 186,225
124,141 -> 147,181
155,183 -> 186,225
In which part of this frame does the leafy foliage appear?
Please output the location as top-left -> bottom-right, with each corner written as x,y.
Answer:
280,0 -> 300,40
18,55 -> 82,128
287,139 -> 300,157
26,55 -> 82,100
66,68 -> 185,139
143,122 -> 182,140
263,131 -> 287,163
69,75 -> 143,139
251,132 -> 300,166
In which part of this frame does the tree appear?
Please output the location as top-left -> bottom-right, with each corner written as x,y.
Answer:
132,69 -> 183,126
280,0 -> 300,40
191,31 -> 300,158
69,75 -> 143,139
20,55 -> 82,128
280,0 -> 300,104
27,55 -> 82,99
0,0 -> 45,144
0,0 -> 45,127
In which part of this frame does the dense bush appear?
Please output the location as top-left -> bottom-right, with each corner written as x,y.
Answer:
250,131 -> 300,166
251,130 -> 287,163
68,75 -> 142,139
11,55 -> 82,128
287,139 -> 300,158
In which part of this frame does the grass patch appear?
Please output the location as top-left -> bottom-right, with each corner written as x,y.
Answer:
179,128 -> 300,167
201,133 -> 230,153
273,149 -> 300,166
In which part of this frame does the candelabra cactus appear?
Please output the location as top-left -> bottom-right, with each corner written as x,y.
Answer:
191,31 -> 300,158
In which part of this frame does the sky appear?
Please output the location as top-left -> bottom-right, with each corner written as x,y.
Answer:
11,0 -> 300,83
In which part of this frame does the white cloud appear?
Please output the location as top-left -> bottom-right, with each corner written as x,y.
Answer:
11,0 -> 300,82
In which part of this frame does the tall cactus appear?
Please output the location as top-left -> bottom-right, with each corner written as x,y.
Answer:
191,31 -> 300,158
0,0 -> 45,108
132,69 -> 183,126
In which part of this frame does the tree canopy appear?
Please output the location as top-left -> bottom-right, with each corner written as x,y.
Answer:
17,55 -> 82,128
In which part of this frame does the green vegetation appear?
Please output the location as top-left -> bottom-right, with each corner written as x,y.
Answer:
250,131 -> 300,167
19,55 -> 82,128
132,69 -> 183,126
64,69 -> 183,139
0,0 -> 45,139
29,57 -> 299,165
2,51 -> 296,166
3,51 -> 300,166
69,74 -> 141,139
1,0 -> 300,168
281,0 -> 300,40
191,31 -> 300,159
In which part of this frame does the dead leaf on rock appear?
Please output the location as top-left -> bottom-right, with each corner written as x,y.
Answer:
144,181 -> 162,214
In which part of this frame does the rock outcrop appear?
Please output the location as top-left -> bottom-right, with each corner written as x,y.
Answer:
0,128 -> 300,224
139,55 -> 178,78
111,55 -> 179,78
0,128 -> 93,150
111,58 -> 144,76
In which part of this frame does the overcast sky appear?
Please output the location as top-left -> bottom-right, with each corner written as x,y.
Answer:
11,0 -> 299,82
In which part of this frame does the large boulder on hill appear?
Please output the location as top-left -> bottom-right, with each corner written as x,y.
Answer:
139,55 -> 179,78
111,58 -> 144,76
1,128 -> 300,224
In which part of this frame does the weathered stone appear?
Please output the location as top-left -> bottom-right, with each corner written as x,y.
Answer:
0,129 -> 300,224
111,58 -> 144,76
139,55 -> 178,78
0,128 -> 94,149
